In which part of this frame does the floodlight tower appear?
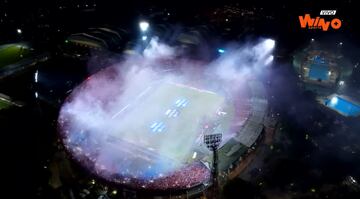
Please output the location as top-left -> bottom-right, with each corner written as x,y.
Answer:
204,133 -> 222,198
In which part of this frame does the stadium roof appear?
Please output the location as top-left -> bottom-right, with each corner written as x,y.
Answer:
234,80 -> 267,147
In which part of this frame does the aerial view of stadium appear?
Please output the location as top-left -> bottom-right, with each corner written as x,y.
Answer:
58,38 -> 273,192
1,0 -> 360,199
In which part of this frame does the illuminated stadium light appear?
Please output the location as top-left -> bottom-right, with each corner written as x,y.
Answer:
35,92 -> 38,98
328,71 -> 332,76
339,80 -> 345,86
204,133 -> 222,149
34,70 -> 38,83
311,38 -> 315,42
139,21 -> 150,32
339,42 -> 343,46
264,39 -> 275,50
17,28 -> 22,34
142,35 -> 148,41
217,48 -> 225,54
264,55 -> 274,65
330,96 -> 338,105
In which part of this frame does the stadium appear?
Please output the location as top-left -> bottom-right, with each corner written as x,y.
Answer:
58,39 -> 272,194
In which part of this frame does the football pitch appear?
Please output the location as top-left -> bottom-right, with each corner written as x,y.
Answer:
110,83 -> 234,165
0,98 -> 12,110
0,43 -> 31,68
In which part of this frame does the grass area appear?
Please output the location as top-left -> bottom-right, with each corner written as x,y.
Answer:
0,98 -> 12,110
0,44 -> 31,68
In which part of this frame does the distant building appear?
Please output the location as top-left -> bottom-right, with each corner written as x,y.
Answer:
61,27 -> 129,59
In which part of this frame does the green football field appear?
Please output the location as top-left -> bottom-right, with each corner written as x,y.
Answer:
111,83 -> 235,164
0,98 -> 12,110
0,43 -> 31,68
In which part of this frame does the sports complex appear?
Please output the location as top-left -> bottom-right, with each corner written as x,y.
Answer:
58,39 -> 271,194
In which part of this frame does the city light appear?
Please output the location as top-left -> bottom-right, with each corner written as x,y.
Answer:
139,21 -> 149,32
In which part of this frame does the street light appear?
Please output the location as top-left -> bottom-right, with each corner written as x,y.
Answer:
17,28 -> 22,34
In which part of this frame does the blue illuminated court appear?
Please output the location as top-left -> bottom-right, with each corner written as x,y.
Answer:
324,94 -> 360,117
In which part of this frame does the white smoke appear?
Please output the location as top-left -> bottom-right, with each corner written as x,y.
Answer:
59,37 -> 275,182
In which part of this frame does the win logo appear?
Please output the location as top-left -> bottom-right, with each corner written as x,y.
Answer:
299,12 -> 342,31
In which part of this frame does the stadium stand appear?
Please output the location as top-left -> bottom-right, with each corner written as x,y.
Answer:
234,80 -> 267,147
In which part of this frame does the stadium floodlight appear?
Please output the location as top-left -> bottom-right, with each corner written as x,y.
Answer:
204,133 -> 222,197
142,35 -> 148,41
17,28 -> 22,34
139,21 -> 149,32
34,70 -> 38,83
264,39 -> 275,50
204,133 -> 222,150
339,80 -> 345,86
311,38 -> 315,42
264,55 -> 274,65
217,48 -> 225,54
339,42 -> 343,46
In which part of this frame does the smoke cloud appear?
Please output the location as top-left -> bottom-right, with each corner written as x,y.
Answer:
58,36 -> 275,184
